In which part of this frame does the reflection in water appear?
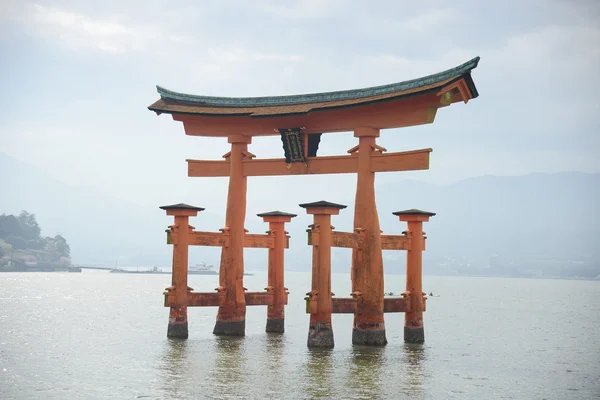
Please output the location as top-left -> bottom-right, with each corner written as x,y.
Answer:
346,346 -> 384,398
265,333 -> 285,372
213,336 -> 247,393
302,348 -> 334,399
158,339 -> 189,397
403,343 -> 426,396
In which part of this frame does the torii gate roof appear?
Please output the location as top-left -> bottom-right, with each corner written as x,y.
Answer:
148,57 -> 480,136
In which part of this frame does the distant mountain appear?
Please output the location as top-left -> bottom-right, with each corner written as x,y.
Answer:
1,152 -> 598,277
376,172 -> 599,259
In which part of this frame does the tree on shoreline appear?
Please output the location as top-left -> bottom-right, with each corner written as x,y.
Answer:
0,211 -> 71,266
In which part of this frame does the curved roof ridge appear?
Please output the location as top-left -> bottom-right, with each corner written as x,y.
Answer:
157,56 -> 480,108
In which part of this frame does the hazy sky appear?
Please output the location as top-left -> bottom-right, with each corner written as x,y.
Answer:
1,0 -> 598,213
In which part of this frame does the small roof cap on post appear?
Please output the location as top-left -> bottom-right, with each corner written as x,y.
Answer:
299,200 -> 347,209
256,210 -> 298,218
299,200 -> 347,216
392,209 -> 436,217
393,209 -> 436,222
257,210 -> 297,222
159,203 -> 205,217
159,203 -> 205,211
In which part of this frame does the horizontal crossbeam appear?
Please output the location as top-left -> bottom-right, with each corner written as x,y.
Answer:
305,297 -> 411,313
168,231 -> 287,249
243,234 -> 275,249
383,297 -> 409,313
187,148 -> 431,177
190,231 -> 229,247
308,231 -> 424,250
164,291 -> 286,307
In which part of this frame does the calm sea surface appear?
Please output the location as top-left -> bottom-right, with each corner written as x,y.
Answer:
0,271 -> 598,399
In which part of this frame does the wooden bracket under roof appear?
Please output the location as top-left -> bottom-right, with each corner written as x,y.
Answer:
437,78 -> 473,104
371,144 -> 387,153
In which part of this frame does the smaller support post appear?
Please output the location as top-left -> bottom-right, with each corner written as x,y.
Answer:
258,211 -> 297,333
393,209 -> 436,343
160,203 -> 205,339
300,200 -> 347,348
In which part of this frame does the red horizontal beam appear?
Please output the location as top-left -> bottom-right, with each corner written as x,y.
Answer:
331,298 -> 356,313
165,291 -> 278,307
310,231 -> 421,250
383,297 -> 408,312
190,231 -> 230,247
187,149 -> 431,177
244,234 -> 274,249
304,297 -> 412,314
164,292 -> 220,307
245,291 -> 274,306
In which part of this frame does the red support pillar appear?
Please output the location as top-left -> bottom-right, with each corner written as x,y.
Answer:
160,203 -> 205,339
258,211 -> 297,333
393,209 -> 436,343
351,127 -> 387,346
214,135 -> 251,336
300,200 -> 346,348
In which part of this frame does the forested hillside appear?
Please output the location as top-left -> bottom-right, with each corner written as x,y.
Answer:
0,211 -> 71,269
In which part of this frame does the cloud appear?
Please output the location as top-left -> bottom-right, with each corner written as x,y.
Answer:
263,0 -> 345,19
1,0 -> 599,209
15,2 -> 165,54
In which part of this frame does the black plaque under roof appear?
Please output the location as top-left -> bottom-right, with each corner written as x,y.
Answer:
392,209 -> 436,217
299,200 -> 347,209
256,211 -> 298,218
159,203 -> 205,211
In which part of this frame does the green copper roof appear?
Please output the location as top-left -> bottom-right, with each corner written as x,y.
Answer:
156,57 -> 480,108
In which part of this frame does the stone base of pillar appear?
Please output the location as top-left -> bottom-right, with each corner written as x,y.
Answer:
307,327 -> 334,348
352,328 -> 388,346
404,326 -> 425,343
167,306 -> 188,339
213,320 -> 245,336
167,322 -> 188,339
266,318 -> 285,333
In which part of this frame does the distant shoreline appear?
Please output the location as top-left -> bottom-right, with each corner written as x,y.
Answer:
4,268 -> 595,282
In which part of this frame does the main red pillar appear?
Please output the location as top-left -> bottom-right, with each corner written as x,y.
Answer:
352,127 -> 387,346
214,135 -> 251,336
393,209 -> 435,343
258,211 -> 296,333
160,203 -> 205,339
300,200 -> 346,348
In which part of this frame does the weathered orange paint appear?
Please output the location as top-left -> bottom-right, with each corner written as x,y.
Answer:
189,231 -> 230,247
319,231 -> 414,250
331,298 -> 357,313
186,148 -> 431,178
213,135 -> 251,336
242,233 -> 276,249
166,292 -> 220,307
304,205 -> 340,348
172,92 -> 448,137
260,214 -> 295,333
351,128 -> 387,346
396,212 -> 433,343
383,297 -> 409,313
164,290 -> 281,307
162,207 -> 202,339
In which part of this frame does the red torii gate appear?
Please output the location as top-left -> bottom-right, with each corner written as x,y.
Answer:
149,57 -> 481,346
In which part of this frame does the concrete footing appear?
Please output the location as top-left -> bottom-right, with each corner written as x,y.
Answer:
352,328 -> 388,346
266,318 -> 285,333
167,322 -> 188,339
307,328 -> 334,348
213,320 -> 246,336
404,326 -> 424,343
